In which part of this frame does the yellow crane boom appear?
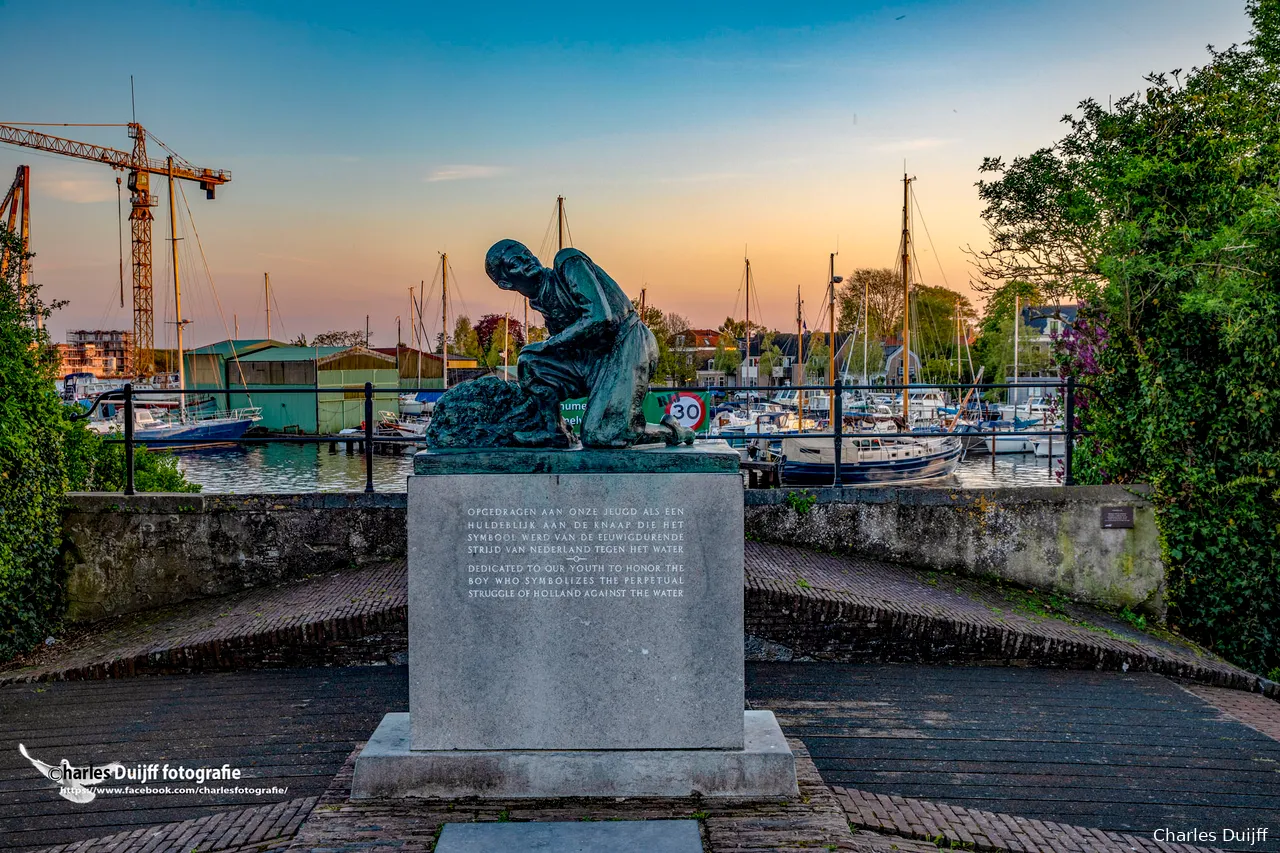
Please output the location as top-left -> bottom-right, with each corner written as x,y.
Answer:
0,122 -> 230,374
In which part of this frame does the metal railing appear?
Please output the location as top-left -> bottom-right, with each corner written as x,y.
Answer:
69,377 -> 1076,494
656,377 -> 1075,488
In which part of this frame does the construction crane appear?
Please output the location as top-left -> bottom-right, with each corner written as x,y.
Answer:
0,165 -> 30,312
0,122 -> 230,374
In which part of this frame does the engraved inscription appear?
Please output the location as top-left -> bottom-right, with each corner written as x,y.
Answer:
463,504 -> 688,601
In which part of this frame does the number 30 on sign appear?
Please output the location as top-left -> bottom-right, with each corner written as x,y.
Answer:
665,391 -> 706,431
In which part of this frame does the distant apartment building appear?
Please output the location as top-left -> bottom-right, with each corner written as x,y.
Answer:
56,330 -> 132,377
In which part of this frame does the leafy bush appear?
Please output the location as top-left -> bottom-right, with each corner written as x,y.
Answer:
0,227 -> 75,658
71,432 -> 201,494
980,1 -> 1280,672
0,226 -> 197,660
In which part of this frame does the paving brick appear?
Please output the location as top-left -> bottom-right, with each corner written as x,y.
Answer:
30,798 -> 317,853
831,786 -> 1229,853
1,563 -> 407,684
281,740 -> 917,852
1183,682 -> 1280,742
745,541 -> 1273,695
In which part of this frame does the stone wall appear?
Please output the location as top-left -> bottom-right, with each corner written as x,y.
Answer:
62,484 -> 1162,623
744,485 -> 1164,615
61,493 -> 408,623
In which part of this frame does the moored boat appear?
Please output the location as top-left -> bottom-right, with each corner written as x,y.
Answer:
779,433 -> 962,485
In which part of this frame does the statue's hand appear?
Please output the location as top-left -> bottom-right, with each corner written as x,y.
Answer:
521,340 -> 547,356
659,414 -> 696,446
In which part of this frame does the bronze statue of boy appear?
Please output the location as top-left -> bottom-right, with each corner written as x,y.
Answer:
485,239 -> 693,449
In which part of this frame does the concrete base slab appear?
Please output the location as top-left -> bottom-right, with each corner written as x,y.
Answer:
435,820 -> 702,852
351,710 -> 798,799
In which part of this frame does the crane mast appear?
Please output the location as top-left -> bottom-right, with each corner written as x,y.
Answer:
128,126 -> 156,374
0,122 -> 230,375
0,165 -> 31,315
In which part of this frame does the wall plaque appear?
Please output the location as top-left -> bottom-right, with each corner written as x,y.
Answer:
1101,506 -> 1134,529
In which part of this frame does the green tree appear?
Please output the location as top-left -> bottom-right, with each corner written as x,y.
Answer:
635,301 -> 695,385
452,315 -> 481,358
756,332 -> 784,382
712,336 -> 741,378
845,339 -> 885,381
971,280 -> 1049,383
476,314 -> 524,358
804,339 -> 830,380
837,268 -> 902,339
919,357 -> 958,385
979,0 -> 1280,671
717,317 -> 767,340
310,330 -> 365,347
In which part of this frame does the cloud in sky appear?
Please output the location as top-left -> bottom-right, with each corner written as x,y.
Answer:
32,172 -> 116,204
426,165 -> 509,182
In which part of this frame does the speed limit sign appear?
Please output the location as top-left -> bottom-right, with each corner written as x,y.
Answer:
666,391 -> 706,431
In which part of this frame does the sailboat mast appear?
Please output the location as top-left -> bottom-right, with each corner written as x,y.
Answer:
828,253 -> 836,389
441,253 -> 449,389
167,157 -> 185,414
408,289 -> 415,349
901,173 -> 911,421
796,284 -> 804,422
416,281 -> 424,388
1012,290 -> 1020,419
862,273 -> 870,389
265,273 -> 271,340
557,196 -> 566,251
744,256 -> 751,389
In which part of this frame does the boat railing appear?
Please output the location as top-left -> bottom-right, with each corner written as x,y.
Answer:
66,377 -> 1077,495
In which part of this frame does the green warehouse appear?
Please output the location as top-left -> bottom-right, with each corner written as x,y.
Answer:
221,345 -> 399,434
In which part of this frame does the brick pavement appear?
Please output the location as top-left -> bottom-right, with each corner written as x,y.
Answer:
745,541 -> 1276,696
1184,682 -> 1280,743
0,561 -> 406,684
33,797 -> 316,853
832,787 -> 1225,853
11,662 -> 1276,853
750,662 -> 1280,850
284,740 -> 935,853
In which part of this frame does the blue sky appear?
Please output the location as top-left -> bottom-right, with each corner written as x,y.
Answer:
0,0 -> 1254,347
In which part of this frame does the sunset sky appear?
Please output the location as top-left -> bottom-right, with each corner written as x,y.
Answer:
1,0 -> 1253,349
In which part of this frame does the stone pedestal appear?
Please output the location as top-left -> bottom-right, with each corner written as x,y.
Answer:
351,445 -> 797,799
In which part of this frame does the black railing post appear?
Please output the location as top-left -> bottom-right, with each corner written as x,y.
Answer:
833,378 -> 843,487
364,382 -> 375,493
1064,376 -> 1075,487
122,382 -> 135,496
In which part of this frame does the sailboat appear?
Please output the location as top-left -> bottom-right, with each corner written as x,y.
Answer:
779,174 -> 962,485
127,159 -> 260,447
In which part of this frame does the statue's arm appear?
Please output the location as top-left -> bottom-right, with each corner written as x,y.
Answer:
542,256 -> 616,347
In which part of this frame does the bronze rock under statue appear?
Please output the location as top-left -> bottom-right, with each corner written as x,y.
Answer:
424,241 -> 694,450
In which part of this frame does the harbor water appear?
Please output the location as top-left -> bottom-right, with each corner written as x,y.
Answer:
173,442 -> 1060,493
